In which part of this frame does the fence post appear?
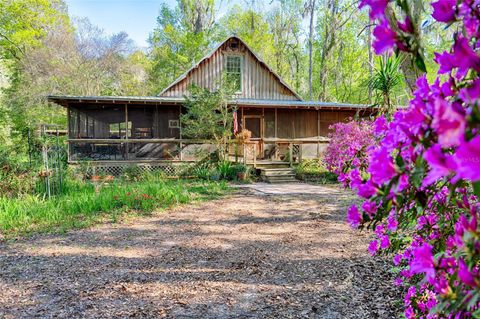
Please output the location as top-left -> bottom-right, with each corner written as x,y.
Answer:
253,143 -> 257,168
289,142 -> 293,167
299,143 -> 303,163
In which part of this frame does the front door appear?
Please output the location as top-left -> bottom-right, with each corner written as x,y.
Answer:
244,115 -> 263,158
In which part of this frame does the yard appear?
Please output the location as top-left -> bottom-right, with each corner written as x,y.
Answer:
0,183 -> 401,318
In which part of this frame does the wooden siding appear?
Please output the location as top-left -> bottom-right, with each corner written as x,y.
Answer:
240,106 -> 356,139
160,38 -> 300,101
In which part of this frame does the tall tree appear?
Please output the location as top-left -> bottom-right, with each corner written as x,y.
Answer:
149,0 -> 217,94
304,0 -> 316,100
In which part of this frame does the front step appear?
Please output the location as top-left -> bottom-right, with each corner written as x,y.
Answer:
260,167 -> 297,183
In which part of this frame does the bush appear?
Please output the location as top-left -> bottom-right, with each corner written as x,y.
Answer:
348,1 -> 480,317
295,159 -> 338,184
323,119 -> 375,179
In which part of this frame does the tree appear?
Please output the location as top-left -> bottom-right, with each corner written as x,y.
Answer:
366,55 -> 403,116
180,77 -> 236,159
148,1 -> 217,94
304,0 -> 316,100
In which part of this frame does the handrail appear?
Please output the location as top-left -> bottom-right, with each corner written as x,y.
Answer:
68,138 -> 214,144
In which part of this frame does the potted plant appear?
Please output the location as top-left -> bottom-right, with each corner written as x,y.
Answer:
235,129 -> 252,145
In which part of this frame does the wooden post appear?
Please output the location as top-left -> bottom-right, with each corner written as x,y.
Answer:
274,107 -> 278,160
67,104 -> 71,162
299,143 -> 303,163
317,110 -> 320,158
253,143 -> 257,168
179,104 -> 183,161
125,104 -> 129,160
289,142 -> 293,167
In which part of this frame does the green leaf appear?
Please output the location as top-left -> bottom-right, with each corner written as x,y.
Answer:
474,182 -> 480,198
473,307 -> 480,319
415,55 -> 427,73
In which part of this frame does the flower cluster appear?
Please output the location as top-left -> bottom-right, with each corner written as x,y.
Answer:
324,120 -> 375,179
344,0 -> 480,317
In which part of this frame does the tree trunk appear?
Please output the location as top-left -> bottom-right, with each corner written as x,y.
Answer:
367,25 -> 373,104
308,0 -> 316,101
385,6 -> 425,93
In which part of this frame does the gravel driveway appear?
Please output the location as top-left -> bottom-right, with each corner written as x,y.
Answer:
0,183 -> 401,318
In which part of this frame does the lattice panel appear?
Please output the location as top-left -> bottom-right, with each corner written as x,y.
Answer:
91,163 -> 190,177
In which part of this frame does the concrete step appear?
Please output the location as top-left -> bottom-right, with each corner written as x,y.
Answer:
260,167 -> 298,183
261,169 -> 295,177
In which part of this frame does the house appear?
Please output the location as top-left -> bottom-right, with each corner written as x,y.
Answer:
48,36 -> 370,173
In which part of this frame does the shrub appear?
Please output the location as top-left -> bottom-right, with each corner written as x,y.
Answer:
347,1 -> 480,317
295,159 -> 338,184
323,119 -> 375,179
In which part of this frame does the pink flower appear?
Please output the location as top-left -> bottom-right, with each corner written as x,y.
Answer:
368,147 -> 397,185
357,180 -> 377,198
397,16 -> 414,33
347,205 -> 362,228
373,21 -> 397,55
458,259 -> 477,287
431,0 -> 457,23
362,200 -> 378,217
387,213 -> 398,231
423,144 -> 457,186
459,78 -> 480,104
380,235 -> 390,249
410,244 -> 436,281
359,0 -> 389,20
435,37 -> 480,76
453,136 -> 480,182
368,240 -> 379,255
432,98 -> 466,148
373,115 -> 388,136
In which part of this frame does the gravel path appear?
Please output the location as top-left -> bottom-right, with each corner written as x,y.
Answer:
0,183 -> 401,318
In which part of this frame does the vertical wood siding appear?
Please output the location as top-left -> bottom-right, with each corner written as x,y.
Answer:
161,38 -> 299,101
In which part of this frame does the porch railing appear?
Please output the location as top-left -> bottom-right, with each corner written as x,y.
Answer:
68,138 -> 330,165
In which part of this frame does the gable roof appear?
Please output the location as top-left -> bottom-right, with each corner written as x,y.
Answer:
157,35 -> 303,101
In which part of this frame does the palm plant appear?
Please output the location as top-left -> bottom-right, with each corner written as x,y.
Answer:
367,56 -> 403,117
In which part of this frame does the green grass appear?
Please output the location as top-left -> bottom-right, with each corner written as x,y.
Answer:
0,178 -> 229,239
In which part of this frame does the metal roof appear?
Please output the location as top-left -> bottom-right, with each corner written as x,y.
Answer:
47,95 -> 372,110
47,95 -> 185,106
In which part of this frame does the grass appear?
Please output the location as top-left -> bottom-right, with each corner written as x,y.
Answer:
0,177 -> 229,239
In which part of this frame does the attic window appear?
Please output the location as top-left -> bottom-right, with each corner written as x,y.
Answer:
226,55 -> 242,92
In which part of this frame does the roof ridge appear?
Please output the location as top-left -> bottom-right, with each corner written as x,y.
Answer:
157,35 -> 303,101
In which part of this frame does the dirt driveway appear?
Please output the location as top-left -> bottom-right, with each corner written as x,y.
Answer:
0,183 -> 401,319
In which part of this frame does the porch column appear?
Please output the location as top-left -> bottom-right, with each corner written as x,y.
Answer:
125,104 -> 129,160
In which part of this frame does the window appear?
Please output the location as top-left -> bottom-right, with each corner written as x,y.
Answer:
226,55 -> 242,92
169,120 -> 179,128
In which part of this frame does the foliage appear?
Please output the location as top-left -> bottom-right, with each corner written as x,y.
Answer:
0,177 -> 228,238
345,0 -> 480,317
180,80 -> 236,158
148,1 -> 215,94
367,56 -> 404,116
295,159 -> 338,184
323,120 -> 375,176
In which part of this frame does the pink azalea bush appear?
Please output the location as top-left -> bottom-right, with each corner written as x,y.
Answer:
343,0 -> 480,317
324,120 -> 375,177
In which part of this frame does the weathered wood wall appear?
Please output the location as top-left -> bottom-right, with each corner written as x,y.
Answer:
160,37 -> 299,101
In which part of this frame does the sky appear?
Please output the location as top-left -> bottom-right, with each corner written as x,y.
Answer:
65,0 -> 242,48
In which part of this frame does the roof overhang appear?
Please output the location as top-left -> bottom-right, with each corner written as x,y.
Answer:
48,95 -> 374,111
47,95 -> 185,107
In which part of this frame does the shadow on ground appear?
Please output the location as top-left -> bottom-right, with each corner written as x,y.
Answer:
0,184 -> 402,319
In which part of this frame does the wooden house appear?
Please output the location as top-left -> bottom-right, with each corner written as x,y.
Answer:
48,36 -> 370,172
